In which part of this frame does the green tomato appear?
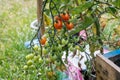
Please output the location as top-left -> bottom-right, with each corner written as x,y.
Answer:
51,46 -> 55,50
88,65 -> 91,69
58,45 -> 62,50
45,58 -> 50,64
43,48 -> 48,55
45,67 -> 49,71
68,43 -> 72,48
62,39 -> 66,45
74,37 -> 79,42
65,40 -> 68,45
53,55 -> 57,61
27,60 -> 33,66
39,58 -> 43,64
45,41 -> 49,47
69,46 -> 74,51
38,48 -> 41,52
68,43 -> 74,49
53,46 -> 60,51
75,45 -> 80,50
33,55 -> 40,62
26,53 -> 34,60
33,45 -> 39,51
29,65 -> 35,70
50,55 -> 57,62
65,32 -> 68,37
23,65 -> 28,70
55,61 -> 61,66
51,31 -> 54,36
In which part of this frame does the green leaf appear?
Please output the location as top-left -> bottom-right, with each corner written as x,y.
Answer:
69,16 -> 94,35
106,6 -> 117,15
71,1 -> 94,14
112,0 -> 120,8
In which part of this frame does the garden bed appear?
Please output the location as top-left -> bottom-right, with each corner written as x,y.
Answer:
96,49 -> 120,80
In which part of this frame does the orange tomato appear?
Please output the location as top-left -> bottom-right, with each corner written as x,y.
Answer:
60,13 -> 70,21
54,20 -> 62,30
66,22 -> 74,30
54,15 -> 61,21
40,37 -> 47,45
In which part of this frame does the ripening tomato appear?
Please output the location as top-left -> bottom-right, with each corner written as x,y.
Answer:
54,15 -> 61,21
40,37 -> 47,45
54,20 -> 62,30
60,13 -> 70,21
66,22 -> 74,30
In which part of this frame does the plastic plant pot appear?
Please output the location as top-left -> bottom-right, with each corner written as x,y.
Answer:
30,19 -> 39,31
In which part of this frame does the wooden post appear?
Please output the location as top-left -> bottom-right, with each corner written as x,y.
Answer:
37,0 -> 45,37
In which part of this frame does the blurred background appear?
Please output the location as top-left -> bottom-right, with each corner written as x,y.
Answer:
0,0 -> 37,79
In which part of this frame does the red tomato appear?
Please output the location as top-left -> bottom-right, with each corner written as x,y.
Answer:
54,15 -> 61,21
54,20 -> 62,30
60,13 -> 70,21
66,22 -> 74,30
40,37 -> 47,45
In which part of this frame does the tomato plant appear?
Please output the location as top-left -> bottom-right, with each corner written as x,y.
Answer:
24,0 -> 120,80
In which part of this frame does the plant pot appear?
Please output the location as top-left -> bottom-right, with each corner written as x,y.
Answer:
30,19 -> 39,31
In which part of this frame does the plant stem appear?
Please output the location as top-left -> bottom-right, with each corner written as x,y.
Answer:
75,0 -> 79,6
90,13 -> 100,42
91,13 -> 103,54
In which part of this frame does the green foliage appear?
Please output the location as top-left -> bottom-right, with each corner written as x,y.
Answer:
71,1 -> 94,14
0,0 -> 120,80
28,0 -> 120,79
0,0 -> 36,79
113,0 -> 120,8
69,16 -> 94,35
